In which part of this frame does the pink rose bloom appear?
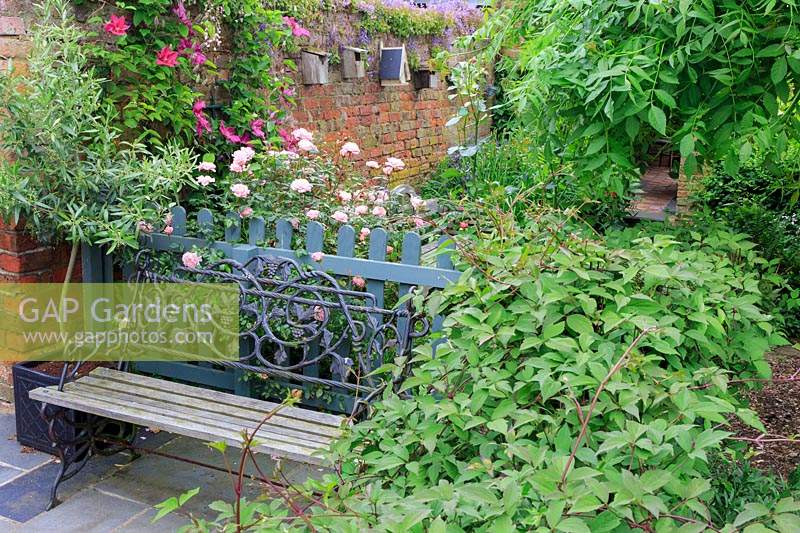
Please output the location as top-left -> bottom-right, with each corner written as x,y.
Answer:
359,227 -> 370,241
382,166 -> 394,176
240,206 -> 253,218
413,217 -> 427,228
232,147 -> 255,166
250,119 -> 266,139
104,14 -> 130,36
365,160 -> 380,169
355,205 -> 369,215
339,142 -> 361,157
297,139 -> 318,152
313,305 -> 325,321
230,183 -> 251,198
279,150 -> 300,160
165,213 -> 174,225
230,160 -> 246,173
289,217 -> 299,229
386,157 -> 405,170
291,128 -> 313,141
372,206 -> 387,217
410,196 -> 425,210
163,226 -> 174,235
306,209 -> 320,219
374,190 -> 390,203
137,221 -> 153,233
460,221 -> 469,230
198,161 -> 216,172
338,190 -> 353,202
386,245 -> 394,254
156,46 -> 179,67
311,251 -> 324,262
196,175 -> 215,186
290,178 -> 313,193
332,211 -> 349,223
283,16 -> 311,38
352,276 -> 366,289
182,251 -> 202,269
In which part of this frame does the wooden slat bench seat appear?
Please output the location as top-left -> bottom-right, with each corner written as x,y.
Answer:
30,367 -> 346,465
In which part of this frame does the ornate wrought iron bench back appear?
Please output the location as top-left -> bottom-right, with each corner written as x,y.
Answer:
31,209 -> 458,509
126,209 -> 459,412
132,251 -> 421,414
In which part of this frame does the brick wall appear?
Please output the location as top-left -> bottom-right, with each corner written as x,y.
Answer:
0,220 -> 81,402
293,73 -> 457,182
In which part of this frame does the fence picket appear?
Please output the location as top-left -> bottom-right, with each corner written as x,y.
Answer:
398,231 -> 422,341
248,217 -> 266,246
303,221 -> 325,379
170,206 -> 186,236
225,212 -> 241,243
276,219 -> 293,250
197,208 -> 214,239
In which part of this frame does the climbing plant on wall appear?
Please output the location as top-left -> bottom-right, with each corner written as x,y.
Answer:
80,0 -> 298,151
464,0 -> 800,195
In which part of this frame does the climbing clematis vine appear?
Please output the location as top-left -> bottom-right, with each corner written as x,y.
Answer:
104,14 -> 129,36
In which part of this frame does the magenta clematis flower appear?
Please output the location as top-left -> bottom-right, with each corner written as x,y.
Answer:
178,38 -> 194,52
282,16 -> 311,38
219,121 -> 242,144
156,46 -> 179,67
191,49 -> 207,66
104,14 -> 130,36
173,1 -> 192,28
250,119 -> 266,139
192,100 -> 212,136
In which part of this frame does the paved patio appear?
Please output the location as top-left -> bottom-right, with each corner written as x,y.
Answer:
0,402 -> 277,532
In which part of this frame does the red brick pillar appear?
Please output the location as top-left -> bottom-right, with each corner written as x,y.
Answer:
0,220 -> 81,401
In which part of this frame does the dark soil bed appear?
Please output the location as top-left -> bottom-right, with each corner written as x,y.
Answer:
31,361 -> 107,377
733,344 -> 800,479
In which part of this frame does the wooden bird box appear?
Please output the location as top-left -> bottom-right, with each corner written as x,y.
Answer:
413,63 -> 440,90
301,49 -> 329,85
342,46 -> 368,79
379,42 -> 410,86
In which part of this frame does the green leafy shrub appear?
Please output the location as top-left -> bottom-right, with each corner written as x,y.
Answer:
0,0 -> 193,256
274,206 -> 796,531
458,0 -> 800,221
693,148 -> 800,337
708,451 -> 789,526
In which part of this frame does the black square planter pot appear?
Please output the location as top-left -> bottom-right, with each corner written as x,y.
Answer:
12,362 -> 82,455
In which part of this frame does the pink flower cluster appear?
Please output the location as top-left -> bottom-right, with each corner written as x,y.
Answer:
230,147 -> 255,173
283,17 -> 311,38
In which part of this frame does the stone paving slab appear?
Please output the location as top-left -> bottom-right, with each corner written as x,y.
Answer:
13,488 -> 150,533
93,435 -> 266,521
0,411 -> 53,471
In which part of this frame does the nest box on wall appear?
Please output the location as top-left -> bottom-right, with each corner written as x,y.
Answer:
379,42 -> 410,86
341,46 -> 368,79
301,49 -> 330,85
413,63 -> 440,90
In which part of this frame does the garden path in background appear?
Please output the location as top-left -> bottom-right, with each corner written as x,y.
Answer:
628,167 -> 677,222
733,344 -> 800,479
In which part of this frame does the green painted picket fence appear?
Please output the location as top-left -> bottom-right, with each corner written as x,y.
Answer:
82,206 -> 459,412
